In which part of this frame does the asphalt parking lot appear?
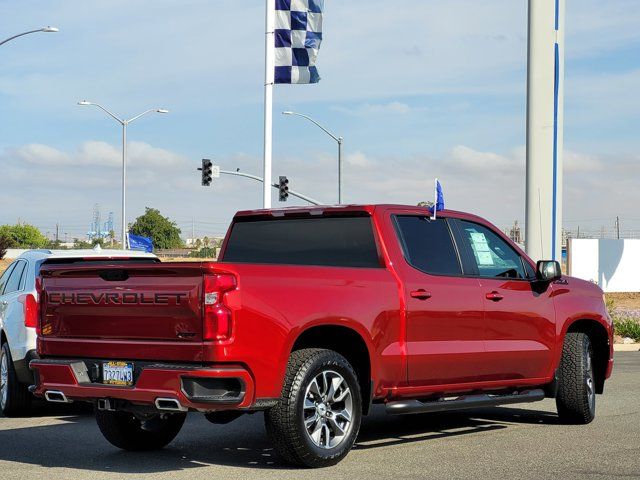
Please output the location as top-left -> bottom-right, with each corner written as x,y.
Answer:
0,353 -> 638,480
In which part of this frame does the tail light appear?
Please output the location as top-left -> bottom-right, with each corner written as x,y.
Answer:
203,273 -> 237,341
18,293 -> 39,330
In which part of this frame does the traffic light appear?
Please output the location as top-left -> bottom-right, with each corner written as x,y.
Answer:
278,176 -> 289,202
200,159 -> 213,186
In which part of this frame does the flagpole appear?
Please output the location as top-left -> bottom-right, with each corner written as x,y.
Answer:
263,0 -> 275,209
432,178 -> 438,220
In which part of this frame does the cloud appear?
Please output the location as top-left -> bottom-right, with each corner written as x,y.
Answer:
345,151 -> 370,167
7,141 -> 188,170
0,140 -> 638,238
334,102 -> 412,116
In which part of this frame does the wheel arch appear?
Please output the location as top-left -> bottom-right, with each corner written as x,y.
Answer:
564,319 -> 611,394
290,324 -> 374,415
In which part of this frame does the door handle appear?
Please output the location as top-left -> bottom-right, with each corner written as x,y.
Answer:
410,290 -> 432,300
486,291 -> 504,302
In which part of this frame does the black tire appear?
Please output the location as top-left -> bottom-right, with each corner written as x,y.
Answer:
95,409 -> 186,451
0,342 -> 32,417
265,348 -> 362,468
556,332 -> 596,424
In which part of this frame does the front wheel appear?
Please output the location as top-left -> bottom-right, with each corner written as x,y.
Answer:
556,332 -> 596,424
95,409 -> 186,451
265,348 -> 362,468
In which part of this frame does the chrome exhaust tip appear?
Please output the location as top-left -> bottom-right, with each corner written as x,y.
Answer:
97,398 -> 116,411
44,390 -> 72,404
155,397 -> 187,412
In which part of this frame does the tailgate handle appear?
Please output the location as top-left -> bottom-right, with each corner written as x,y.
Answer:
99,270 -> 129,282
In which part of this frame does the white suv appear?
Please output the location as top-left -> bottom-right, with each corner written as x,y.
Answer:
0,249 -> 158,416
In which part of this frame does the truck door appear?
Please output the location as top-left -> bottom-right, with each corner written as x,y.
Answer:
452,219 -> 556,381
392,215 -> 486,386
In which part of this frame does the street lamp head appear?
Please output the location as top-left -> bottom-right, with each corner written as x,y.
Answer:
41,26 -> 59,33
156,109 -> 169,114
282,111 -> 294,115
77,100 -> 92,106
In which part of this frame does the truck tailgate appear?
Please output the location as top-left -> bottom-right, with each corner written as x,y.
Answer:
39,262 -> 205,361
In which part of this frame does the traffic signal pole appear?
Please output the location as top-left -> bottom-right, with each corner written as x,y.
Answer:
218,170 -> 322,206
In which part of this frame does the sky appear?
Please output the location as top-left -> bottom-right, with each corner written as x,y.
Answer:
1,0 -> 639,240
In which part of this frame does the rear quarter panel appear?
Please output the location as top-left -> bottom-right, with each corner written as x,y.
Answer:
209,263 -> 402,400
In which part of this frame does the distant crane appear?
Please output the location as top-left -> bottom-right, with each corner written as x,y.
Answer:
88,205 -> 113,241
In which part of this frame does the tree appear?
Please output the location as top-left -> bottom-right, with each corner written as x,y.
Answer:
0,224 -> 48,248
0,235 -> 10,260
129,208 -> 183,249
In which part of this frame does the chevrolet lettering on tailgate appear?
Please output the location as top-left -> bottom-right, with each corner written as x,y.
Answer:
47,292 -> 187,305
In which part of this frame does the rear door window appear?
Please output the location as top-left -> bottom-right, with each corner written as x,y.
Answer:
0,263 -> 17,295
222,216 -> 381,268
393,216 -> 462,276
3,260 -> 26,294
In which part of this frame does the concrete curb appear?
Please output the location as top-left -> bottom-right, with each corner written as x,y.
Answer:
614,344 -> 640,352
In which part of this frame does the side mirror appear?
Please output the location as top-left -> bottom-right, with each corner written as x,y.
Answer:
536,260 -> 562,282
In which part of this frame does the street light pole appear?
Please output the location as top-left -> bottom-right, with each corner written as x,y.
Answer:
282,111 -> 344,204
0,26 -> 59,47
78,101 -> 169,248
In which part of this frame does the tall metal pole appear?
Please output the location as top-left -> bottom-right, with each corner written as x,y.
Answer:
282,111 -> 343,204
78,102 -> 168,249
263,0 -> 275,209
122,123 -> 128,249
338,137 -> 343,204
525,0 -> 565,261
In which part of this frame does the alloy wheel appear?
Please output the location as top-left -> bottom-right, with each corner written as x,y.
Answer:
585,348 -> 596,412
0,351 -> 8,409
303,370 -> 353,449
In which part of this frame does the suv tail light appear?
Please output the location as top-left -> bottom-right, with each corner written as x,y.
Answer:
18,293 -> 39,330
203,273 -> 237,341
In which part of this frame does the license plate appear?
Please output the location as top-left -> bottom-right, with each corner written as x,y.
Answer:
102,362 -> 134,386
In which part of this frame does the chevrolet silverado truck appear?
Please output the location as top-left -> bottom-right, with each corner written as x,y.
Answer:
30,205 -> 614,467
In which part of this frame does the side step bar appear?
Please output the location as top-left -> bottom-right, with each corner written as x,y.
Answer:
386,389 -> 545,415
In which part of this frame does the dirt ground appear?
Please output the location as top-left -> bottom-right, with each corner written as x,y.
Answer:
0,258 -> 10,275
606,292 -> 640,310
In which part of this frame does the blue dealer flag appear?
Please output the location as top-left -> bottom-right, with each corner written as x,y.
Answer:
128,234 -> 154,253
435,180 -> 445,212
431,179 -> 445,219
274,0 -> 324,84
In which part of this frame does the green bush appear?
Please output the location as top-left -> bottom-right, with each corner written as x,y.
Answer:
189,247 -> 217,259
614,317 -> 640,342
0,235 -> 11,260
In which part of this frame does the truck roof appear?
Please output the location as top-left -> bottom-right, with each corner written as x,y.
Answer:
16,248 -> 158,262
234,204 -> 482,222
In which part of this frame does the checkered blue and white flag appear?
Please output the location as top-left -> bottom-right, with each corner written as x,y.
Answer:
274,0 -> 323,84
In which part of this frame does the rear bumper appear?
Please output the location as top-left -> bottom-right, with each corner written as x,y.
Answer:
29,359 -> 255,412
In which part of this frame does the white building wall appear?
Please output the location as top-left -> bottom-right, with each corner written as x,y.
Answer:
568,239 -> 640,293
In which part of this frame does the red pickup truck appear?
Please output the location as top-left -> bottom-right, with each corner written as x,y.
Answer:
30,205 -> 614,467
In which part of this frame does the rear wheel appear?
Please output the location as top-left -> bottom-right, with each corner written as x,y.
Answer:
95,409 -> 186,450
556,332 -> 596,424
265,348 -> 362,468
0,342 -> 32,417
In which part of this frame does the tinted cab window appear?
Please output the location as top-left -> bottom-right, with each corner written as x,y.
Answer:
456,220 -> 526,279
222,216 -> 381,268
394,216 -> 462,276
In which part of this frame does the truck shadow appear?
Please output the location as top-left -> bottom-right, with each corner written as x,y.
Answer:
0,403 -> 559,473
